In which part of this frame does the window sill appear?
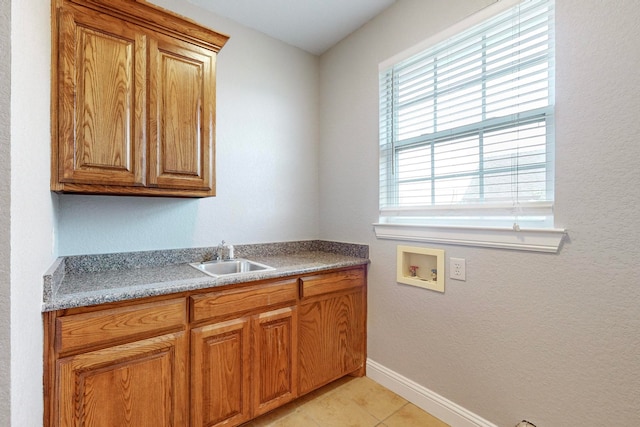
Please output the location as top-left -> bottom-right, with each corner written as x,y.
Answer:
373,223 -> 566,253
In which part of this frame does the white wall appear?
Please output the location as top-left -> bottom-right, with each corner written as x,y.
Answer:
57,0 -> 320,255
1,0 -> 12,424
9,0 -> 56,425
319,0 -> 640,425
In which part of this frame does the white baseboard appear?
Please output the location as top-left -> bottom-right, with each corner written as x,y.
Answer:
366,358 -> 499,427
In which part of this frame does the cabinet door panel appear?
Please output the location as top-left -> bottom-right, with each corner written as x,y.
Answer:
149,35 -> 215,192
58,8 -> 146,186
56,331 -> 187,427
298,289 -> 365,395
252,307 -> 298,416
191,318 -> 251,427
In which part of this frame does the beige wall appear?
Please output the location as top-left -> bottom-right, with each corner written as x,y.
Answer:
318,0 -> 640,425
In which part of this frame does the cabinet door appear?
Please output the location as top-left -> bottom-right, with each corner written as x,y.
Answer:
56,331 -> 187,427
191,318 -> 251,427
252,306 -> 298,416
149,34 -> 216,193
57,7 -> 146,187
298,286 -> 365,395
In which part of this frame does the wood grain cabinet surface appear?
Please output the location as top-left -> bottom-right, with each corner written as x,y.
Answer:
45,297 -> 189,427
56,331 -> 189,427
43,266 -> 367,427
51,0 -> 228,197
298,268 -> 367,395
189,279 -> 298,427
191,317 -> 252,427
252,306 -> 298,417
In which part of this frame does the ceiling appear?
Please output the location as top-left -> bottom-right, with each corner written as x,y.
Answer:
186,0 -> 397,55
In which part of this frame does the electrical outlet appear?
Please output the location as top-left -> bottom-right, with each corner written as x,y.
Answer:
450,257 -> 466,281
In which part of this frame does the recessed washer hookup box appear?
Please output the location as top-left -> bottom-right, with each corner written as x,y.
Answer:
396,245 -> 445,293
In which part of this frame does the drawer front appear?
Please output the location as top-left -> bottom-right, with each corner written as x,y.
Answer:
190,279 -> 298,323
56,298 -> 186,354
300,267 -> 365,299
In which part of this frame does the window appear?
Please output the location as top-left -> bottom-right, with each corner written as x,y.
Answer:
378,0 -> 556,234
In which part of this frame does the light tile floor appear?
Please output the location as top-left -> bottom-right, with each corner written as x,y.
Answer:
241,376 -> 450,427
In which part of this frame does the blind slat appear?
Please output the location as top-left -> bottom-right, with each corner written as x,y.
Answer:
379,0 -> 555,227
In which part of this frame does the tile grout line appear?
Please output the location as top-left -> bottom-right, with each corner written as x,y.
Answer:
377,401 -> 411,426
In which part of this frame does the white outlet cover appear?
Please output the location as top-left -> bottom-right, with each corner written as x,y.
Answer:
450,257 -> 466,281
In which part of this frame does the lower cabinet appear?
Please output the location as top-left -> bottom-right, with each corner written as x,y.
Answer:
44,266 -> 365,427
190,306 -> 297,427
56,332 -> 189,427
191,318 -> 252,427
252,306 -> 298,416
44,297 -> 189,427
298,267 -> 367,395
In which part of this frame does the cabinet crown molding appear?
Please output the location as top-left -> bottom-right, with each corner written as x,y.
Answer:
62,0 -> 230,50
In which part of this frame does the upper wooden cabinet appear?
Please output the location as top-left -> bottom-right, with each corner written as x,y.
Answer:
51,0 -> 228,197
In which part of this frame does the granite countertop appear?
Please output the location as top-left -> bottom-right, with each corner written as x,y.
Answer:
42,240 -> 369,312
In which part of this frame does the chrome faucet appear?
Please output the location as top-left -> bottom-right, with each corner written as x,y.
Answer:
215,240 -> 235,260
215,241 -> 225,260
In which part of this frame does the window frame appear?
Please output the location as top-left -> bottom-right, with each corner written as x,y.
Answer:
374,0 -> 565,252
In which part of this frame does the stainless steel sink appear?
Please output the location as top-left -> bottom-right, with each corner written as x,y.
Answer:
189,258 -> 275,278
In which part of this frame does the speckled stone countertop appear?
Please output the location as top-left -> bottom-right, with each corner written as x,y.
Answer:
42,240 -> 369,312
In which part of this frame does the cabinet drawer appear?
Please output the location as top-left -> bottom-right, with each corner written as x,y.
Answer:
300,268 -> 365,299
55,298 -> 186,354
190,279 -> 298,323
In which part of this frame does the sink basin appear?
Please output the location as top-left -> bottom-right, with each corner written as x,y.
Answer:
189,258 -> 275,278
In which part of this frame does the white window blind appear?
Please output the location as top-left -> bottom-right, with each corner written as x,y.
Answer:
379,0 -> 555,229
